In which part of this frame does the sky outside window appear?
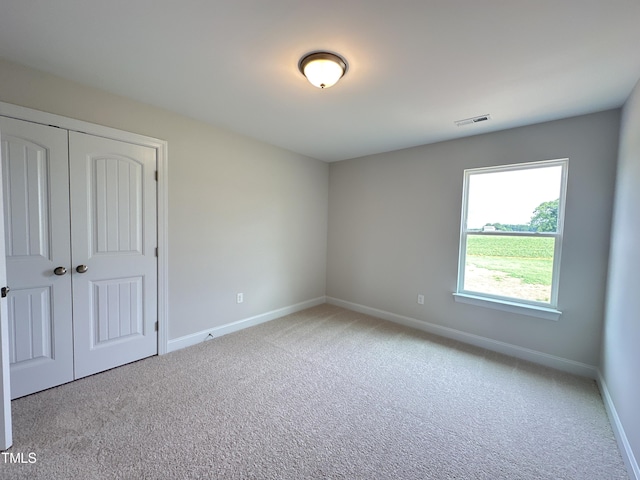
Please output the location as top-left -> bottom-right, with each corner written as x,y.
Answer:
466,166 -> 562,230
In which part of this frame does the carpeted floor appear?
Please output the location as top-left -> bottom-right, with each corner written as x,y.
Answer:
1,304 -> 628,479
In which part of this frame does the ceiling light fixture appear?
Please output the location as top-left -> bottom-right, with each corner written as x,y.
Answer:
298,52 -> 347,89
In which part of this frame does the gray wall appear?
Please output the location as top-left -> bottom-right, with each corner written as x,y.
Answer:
327,111 -> 619,366
602,78 -> 640,470
0,58 -> 329,340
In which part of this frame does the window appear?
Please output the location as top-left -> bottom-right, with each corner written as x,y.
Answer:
455,159 -> 568,317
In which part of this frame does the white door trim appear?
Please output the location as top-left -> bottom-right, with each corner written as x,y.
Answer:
0,101 -> 169,358
0,122 -> 13,450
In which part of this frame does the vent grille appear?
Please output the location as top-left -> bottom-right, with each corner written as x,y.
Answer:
455,114 -> 492,127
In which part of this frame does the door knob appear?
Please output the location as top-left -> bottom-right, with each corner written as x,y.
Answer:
76,265 -> 88,274
54,266 -> 67,276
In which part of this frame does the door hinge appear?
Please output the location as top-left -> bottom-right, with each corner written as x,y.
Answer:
155,321 -> 159,332
155,247 -> 158,257
155,171 -> 158,181
1,286 -> 9,298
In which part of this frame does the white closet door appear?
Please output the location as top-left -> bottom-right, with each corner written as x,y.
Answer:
0,117 -> 74,398
69,132 -> 157,379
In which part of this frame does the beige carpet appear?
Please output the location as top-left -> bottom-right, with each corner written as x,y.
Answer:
1,304 -> 628,479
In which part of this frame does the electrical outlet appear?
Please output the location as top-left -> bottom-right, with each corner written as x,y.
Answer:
417,294 -> 425,305
236,293 -> 244,304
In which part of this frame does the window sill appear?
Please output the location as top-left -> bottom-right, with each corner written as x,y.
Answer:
452,293 -> 561,321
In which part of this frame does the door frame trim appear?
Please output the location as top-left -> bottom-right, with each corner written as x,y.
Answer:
0,101 -> 170,357
0,120 -> 12,450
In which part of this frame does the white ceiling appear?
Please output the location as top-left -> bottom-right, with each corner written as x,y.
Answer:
1,1 -> 639,162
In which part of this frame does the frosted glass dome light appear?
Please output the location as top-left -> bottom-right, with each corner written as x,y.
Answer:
299,52 -> 347,89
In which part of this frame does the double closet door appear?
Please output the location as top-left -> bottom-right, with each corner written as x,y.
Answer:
1,116 -> 158,399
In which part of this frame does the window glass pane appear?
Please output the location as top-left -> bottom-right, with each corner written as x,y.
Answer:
464,235 -> 555,303
466,166 -> 562,232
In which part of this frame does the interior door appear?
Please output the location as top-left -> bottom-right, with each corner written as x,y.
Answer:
69,132 -> 158,379
0,117 -> 74,398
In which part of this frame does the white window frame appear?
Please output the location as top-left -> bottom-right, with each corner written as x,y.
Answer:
454,159 -> 568,320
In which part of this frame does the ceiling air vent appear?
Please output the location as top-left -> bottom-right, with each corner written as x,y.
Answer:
454,114 -> 492,127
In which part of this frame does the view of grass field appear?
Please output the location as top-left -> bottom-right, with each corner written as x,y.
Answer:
464,235 -> 555,302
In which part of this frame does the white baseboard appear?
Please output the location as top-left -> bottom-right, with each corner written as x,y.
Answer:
597,370 -> 639,480
326,297 -> 598,378
167,296 -> 326,353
